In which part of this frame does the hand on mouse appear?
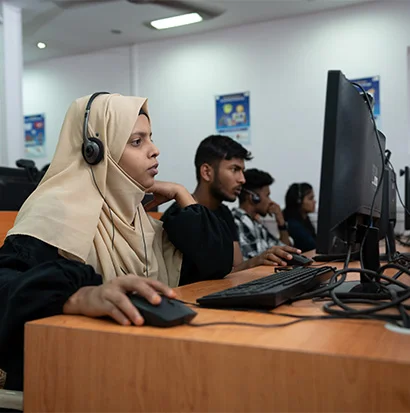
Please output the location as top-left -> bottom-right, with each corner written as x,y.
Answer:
252,246 -> 301,267
63,275 -> 176,326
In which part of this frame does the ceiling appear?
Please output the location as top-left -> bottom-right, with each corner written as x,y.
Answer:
2,0 -> 377,63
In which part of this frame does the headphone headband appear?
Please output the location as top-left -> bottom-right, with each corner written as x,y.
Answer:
297,183 -> 302,204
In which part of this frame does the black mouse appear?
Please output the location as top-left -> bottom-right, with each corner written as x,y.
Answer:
127,294 -> 197,327
286,253 -> 313,266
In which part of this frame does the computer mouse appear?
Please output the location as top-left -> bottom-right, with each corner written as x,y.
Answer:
126,294 -> 197,327
286,253 -> 313,267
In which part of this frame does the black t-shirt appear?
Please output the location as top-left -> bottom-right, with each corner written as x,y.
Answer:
213,204 -> 239,242
162,202 -> 237,285
162,202 -> 238,243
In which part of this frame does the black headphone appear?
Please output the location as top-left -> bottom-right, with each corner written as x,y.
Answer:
82,92 -> 110,165
243,188 -> 261,204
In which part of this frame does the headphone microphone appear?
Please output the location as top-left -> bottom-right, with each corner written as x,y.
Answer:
82,92 -> 110,165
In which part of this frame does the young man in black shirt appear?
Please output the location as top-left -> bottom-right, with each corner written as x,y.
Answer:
162,135 -> 298,284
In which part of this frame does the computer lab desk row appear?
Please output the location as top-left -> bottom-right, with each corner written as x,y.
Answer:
24,247 -> 410,412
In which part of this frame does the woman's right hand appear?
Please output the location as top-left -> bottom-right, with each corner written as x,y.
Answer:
63,275 -> 176,326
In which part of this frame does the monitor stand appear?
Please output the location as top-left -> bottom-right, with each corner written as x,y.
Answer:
325,225 -> 396,300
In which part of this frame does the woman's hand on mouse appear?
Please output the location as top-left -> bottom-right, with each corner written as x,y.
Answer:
251,246 -> 301,267
144,181 -> 196,211
63,275 -> 176,326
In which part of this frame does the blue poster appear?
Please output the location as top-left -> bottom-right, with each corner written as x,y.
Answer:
216,92 -> 250,145
351,76 -> 380,126
24,114 -> 46,158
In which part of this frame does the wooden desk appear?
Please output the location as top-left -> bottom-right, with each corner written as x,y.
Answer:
24,250 -> 410,412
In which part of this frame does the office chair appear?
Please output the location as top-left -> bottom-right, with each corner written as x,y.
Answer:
0,225 -> 23,411
0,370 -> 23,411
0,389 -> 23,411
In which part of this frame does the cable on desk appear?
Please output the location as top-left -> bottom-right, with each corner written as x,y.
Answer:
316,264 -> 410,328
181,261 -> 410,330
290,267 -> 378,302
186,311 -> 410,329
350,83 -> 385,270
188,315 -> 340,329
344,243 -> 352,269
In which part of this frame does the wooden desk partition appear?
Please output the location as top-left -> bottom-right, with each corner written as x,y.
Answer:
147,211 -> 163,220
24,252 -> 410,412
0,211 -> 17,246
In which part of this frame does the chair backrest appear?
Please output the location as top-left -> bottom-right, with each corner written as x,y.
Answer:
147,211 -> 163,220
0,389 -> 23,411
0,211 -> 18,246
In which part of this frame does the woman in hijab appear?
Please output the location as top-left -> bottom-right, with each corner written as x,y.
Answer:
0,93 -> 233,391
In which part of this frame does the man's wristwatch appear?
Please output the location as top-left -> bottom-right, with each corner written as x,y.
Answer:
278,222 -> 288,231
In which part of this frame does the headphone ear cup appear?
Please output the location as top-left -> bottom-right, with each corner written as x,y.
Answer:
82,137 -> 104,165
252,193 -> 261,204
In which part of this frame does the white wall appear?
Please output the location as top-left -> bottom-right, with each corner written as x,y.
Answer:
0,21 -> 5,165
22,45 -> 133,168
137,0 -> 410,212
20,1 -> 410,221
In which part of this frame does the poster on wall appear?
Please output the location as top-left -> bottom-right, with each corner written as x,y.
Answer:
351,76 -> 380,127
24,114 -> 46,158
215,92 -> 250,145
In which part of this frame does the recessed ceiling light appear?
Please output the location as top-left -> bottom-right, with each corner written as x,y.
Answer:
150,13 -> 203,30
111,29 -> 122,35
37,42 -> 47,49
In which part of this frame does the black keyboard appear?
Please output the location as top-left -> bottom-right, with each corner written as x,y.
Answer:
197,266 -> 335,309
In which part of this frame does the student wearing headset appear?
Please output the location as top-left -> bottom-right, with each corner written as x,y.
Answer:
232,169 -> 292,260
0,93 -> 233,391
283,183 -> 317,252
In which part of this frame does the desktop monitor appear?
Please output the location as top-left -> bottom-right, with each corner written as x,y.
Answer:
378,162 -> 397,261
400,166 -> 410,230
316,70 -> 386,296
0,166 -> 38,211
317,70 -> 385,256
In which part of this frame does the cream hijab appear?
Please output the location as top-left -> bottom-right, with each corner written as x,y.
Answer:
8,93 -> 182,287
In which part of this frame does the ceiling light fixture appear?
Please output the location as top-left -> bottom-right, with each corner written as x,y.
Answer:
37,42 -> 47,49
150,13 -> 203,30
